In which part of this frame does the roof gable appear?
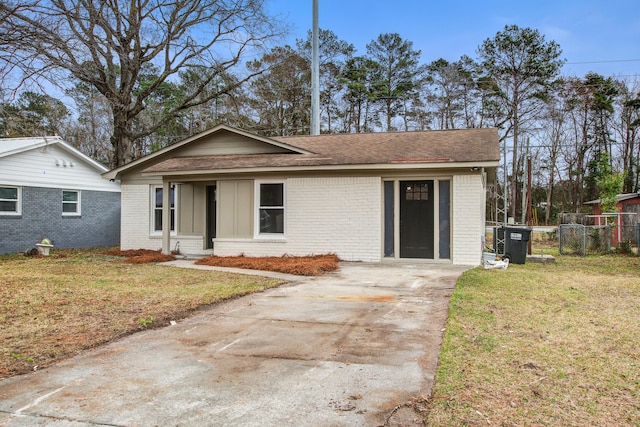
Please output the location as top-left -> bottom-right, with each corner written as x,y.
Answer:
0,136 -> 108,173
103,124 -> 311,180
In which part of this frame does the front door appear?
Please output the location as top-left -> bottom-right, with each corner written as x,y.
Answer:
400,180 -> 434,258
206,185 -> 216,249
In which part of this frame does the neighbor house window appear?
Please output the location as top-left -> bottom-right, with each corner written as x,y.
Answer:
152,186 -> 176,233
62,190 -> 80,215
256,181 -> 284,235
0,186 -> 20,215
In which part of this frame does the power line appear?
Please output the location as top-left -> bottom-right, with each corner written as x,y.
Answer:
566,58 -> 640,65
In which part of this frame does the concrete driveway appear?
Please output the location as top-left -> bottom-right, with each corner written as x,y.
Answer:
0,262 -> 467,427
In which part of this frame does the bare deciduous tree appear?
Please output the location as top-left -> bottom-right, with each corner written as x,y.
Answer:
478,25 -> 564,218
0,0 -> 284,167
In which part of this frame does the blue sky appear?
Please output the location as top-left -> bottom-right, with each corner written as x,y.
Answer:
267,0 -> 640,78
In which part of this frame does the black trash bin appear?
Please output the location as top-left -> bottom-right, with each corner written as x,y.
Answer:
503,227 -> 532,264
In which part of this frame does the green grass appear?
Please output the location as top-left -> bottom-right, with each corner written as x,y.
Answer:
0,248 -> 283,378
426,254 -> 640,426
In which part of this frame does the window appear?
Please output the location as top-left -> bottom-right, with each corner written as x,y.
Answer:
0,186 -> 21,215
405,182 -> 429,200
257,182 -> 284,235
62,190 -> 80,215
153,186 -> 176,233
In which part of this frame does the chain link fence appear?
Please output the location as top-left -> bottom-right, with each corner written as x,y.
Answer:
558,224 -> 612,256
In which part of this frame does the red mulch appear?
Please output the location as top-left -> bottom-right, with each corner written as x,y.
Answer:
100,249 -> 176,264
195,254 -> 340,276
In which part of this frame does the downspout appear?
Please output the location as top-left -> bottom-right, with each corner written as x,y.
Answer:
162,180 -> 171,255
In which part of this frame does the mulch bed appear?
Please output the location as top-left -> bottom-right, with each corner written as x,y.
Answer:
195,254 -> 340,276
100,249 -> 176,264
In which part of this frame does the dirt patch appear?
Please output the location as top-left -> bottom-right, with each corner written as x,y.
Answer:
195,254 -> 340,276
384,396 -> 431,426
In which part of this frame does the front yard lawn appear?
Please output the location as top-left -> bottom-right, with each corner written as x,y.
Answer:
426,255 -> 640,426
0,248 -> 283,378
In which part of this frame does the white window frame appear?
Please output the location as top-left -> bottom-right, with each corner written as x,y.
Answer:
254,180 -> 286,238
62,190 -> 81,216
151,185 -> 177,235
0,185 -> 21,215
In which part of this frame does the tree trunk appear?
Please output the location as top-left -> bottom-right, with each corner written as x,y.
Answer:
510,106 -> 519,220
111,109 -> 135,168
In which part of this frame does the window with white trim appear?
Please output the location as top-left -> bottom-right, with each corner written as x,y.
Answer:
152,185 -> 176,233
256,181 -> 285,235
0,186 -> 20,215
62,190 -> 81,215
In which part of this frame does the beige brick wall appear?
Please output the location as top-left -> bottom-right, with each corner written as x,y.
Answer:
452,174 -> 484,265
214,176 -> 382,262
122,175 -> 485,265
286,176 -> 381,262
120,184 -> 156,250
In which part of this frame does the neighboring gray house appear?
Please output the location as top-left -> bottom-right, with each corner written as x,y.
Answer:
104,125 -> 499,266
0,136 -> 121,254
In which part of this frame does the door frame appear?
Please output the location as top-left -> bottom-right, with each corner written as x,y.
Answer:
399,180 -> 434,258
383,177 -> 451,261
206,184 -> 217,249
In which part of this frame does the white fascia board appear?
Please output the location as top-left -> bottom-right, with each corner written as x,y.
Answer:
141,161 -> 499,177
0,136 -> 62,158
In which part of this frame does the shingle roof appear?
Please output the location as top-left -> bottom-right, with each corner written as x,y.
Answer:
142,128 -> 499,174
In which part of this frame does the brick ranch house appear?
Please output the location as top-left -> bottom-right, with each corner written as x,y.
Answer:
103,125 -> 499,266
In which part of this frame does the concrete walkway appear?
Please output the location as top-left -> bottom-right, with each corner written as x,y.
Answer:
0,262 -> 468,426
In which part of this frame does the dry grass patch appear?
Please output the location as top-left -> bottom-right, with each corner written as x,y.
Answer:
426,255 -> 640,426
0,248 -> 282,378
195,253 -> 340,276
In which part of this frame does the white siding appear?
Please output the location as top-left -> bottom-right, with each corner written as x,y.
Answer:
452,174 -> 484,265
0,145 -> 119,193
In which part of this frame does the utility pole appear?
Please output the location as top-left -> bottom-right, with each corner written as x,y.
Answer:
521,138 -> 529,224
311,0 -> 320,135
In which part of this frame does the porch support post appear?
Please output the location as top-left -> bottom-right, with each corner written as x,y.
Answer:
162,180 -> 171,255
